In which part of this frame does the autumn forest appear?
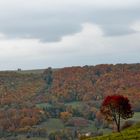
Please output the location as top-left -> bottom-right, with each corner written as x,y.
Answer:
0,63 -> 140,140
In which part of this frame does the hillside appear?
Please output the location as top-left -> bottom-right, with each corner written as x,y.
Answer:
0,63 -> 140,139
85,122 -> 140,140
43,64 -> 140,110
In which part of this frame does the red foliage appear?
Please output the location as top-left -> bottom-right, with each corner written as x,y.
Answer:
102,95 -> 133,119
100,95 -> 133,132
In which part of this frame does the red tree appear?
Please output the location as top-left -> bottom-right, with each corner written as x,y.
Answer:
100,95 -> 133,132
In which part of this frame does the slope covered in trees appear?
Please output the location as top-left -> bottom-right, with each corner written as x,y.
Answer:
43,64 -> 140,111
0,63 -> 140,139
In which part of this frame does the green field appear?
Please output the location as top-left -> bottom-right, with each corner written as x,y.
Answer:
36,116 -> 111,138
36,101 -> 85,110
16,69 -> 45,74
15,68 -> 59,74
131,112 -> 140,122
36,103 -> 52,109
38,118 -> 65,133
65,101 -> 85,108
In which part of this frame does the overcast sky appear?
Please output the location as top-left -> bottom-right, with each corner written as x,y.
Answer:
0,0 -> 140,70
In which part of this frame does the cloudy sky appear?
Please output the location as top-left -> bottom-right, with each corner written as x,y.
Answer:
0,0 -> 140,70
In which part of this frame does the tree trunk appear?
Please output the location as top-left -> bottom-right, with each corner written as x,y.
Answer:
117,124 -> 120,132
117,112 -> 121,132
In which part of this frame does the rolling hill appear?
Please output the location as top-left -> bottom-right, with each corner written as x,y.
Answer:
0,63 -> 140,139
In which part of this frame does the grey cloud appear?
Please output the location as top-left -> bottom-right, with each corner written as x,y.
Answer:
0,4 -> 139,42
90,8 -> 140,36
101,25 -> 135,36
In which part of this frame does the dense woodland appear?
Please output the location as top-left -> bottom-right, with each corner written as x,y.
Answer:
0,63 -> 140,139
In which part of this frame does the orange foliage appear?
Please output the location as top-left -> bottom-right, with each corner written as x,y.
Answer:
45,64 -> 140,110
60,112 -> 72,122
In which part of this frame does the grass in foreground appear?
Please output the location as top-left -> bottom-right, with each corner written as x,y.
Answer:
85,122 -> 140,140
